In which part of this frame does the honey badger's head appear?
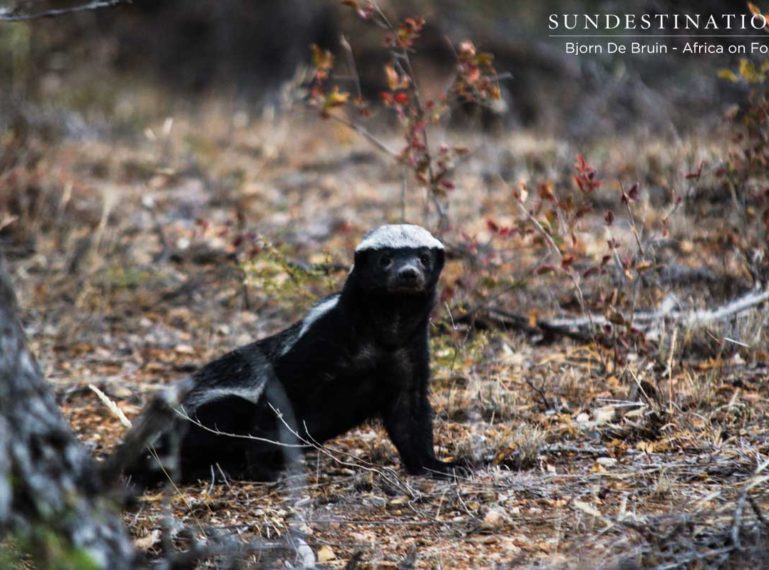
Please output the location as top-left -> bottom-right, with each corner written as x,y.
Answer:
352,224 -> 445,295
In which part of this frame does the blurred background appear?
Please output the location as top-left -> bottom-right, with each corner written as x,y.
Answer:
0,0 -> 758,138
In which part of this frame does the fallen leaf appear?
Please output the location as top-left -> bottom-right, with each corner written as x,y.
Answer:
134,529 -> 161,550
317,545 -> 335,563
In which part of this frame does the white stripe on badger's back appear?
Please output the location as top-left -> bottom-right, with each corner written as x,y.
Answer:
355,224 -> 444,252
186,383 -> 267,409
298,294 -> 340,338
277,327 -> 300,357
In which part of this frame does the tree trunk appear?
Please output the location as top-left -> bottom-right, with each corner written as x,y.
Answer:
0,255 -> 137,568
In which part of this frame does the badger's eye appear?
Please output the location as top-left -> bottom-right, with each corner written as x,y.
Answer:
419,253 -> 431,266
379,255 -> 393,268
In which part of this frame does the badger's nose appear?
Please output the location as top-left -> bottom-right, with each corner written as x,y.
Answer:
398,266 -> 419,282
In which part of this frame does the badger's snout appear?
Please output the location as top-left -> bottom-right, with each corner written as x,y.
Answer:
389,261 -> 426,292
398,265 -> 420,282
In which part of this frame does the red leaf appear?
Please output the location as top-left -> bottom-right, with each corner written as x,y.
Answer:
536,264 -> 558,275
575,205 -> 592,218
393,92 -> 409,105
626,182 -> 640,202
685,161 -> 704,180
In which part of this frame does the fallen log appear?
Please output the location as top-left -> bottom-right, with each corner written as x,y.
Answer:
457,286 -> 769,345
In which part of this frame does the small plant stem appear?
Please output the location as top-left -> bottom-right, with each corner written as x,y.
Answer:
619,183 -> 645,257
340,35 -> 363,101
327,113 -> 399,158
505,180 -> 596,338
401,167 -> 407,222
606,227 -> 629,288
386,10 -> 448,228
667,326 -> 677,416
624,201 -> 646,257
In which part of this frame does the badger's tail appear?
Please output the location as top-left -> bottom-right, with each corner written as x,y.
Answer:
118,379 -> 194,490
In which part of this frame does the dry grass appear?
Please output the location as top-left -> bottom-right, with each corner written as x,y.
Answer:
3,97 -> 769,568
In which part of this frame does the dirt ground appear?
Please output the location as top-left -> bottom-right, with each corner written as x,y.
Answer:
4,101 -> 769,568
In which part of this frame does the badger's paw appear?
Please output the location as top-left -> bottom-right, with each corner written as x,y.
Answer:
419,457 -> 472,480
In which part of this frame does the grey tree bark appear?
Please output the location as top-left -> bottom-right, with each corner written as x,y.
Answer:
0,255 -> 137,568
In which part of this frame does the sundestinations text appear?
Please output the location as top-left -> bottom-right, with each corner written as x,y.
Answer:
549,13 -> 769,31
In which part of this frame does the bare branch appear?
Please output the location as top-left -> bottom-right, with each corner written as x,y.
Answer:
328,113 -> 399,158
457,286 -> 769,344
0,0 -> 128,22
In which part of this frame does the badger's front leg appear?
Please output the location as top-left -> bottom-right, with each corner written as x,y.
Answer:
383,393 -> 456,476
381,340 -> 458,477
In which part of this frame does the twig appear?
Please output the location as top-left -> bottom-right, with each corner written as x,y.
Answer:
340,35 -> 363,102
267,403 -> 419,498
401,166 -> 408,222
730,487 -> 749,550
542,444 -> 609,456
525,377 -> 552,411
681,287 -> 769,327
667,327 -> 677,416
621,182 -> 646,257
172,406 -> 306,448
652,547 -> 735,570
748,497 -> 768,528
0,0 -> 128,21
328,113 -> 399,158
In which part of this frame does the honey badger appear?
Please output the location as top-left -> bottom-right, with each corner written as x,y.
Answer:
126,224 -> 462,485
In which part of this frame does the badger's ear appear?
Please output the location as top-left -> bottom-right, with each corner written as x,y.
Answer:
353,250 -> 369,270
433,248 -> 445,276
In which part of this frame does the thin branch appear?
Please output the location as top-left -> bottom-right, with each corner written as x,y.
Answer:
172,406 -> 307,448
0,0 -> 129,22
267,403 -> 418,498
328,113 -> 399,158
543,444 -> 609,456
340,35 -> 363,101
681,287 -> 769,327
525,377 -> 553,411
730,486 -> 749,550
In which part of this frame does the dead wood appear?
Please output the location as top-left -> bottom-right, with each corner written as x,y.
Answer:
458,285 -> 769,345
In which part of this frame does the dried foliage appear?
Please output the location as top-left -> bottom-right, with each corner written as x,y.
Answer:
1,97 -> 767,565
309,2 -> 501,228
1,2 -> 769,567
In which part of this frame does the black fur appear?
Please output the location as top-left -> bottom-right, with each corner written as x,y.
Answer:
126,231 -> 458,486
